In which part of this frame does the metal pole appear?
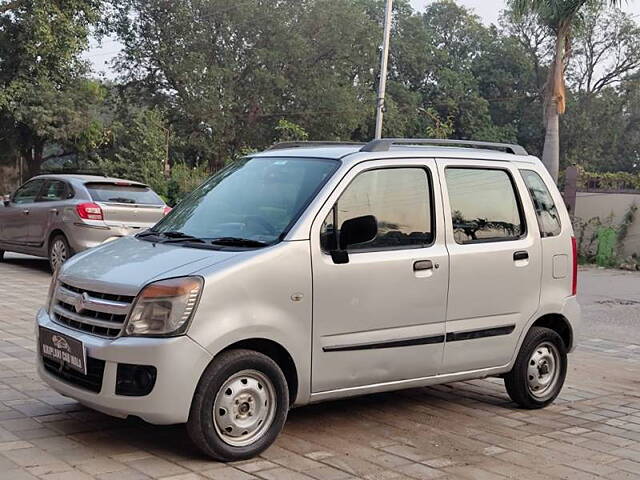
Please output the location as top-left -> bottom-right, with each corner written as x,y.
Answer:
374,0 -> 393,140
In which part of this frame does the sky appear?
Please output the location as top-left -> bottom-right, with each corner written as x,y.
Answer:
86,0 -> 640,77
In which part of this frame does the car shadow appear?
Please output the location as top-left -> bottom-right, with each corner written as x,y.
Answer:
2,253 -> 51,274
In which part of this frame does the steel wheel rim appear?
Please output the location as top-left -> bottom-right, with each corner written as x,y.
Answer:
527,341 -> 560,400
213,369 -> 277,447
50,240 -> 67,270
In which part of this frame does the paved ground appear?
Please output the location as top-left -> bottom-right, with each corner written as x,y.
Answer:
1,253 -> 640,480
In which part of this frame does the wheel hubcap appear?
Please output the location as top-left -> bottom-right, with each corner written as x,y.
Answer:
213,369 -> 276,447
51,240 -> 67,270
527,342 -> 560,400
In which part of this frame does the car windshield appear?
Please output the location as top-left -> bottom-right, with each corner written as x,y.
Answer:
151,157 -> 339,245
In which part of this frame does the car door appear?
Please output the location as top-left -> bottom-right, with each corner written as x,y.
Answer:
310,159 -> 449,393
0,179 -> 45,246
29,179 -> 71,246
437,159 -> 542,374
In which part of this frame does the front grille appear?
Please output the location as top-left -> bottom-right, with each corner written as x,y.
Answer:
42,355 -> 106,393
51,282 -> 134,338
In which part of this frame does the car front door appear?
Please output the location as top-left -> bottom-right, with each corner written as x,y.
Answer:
310,159 -> 449,393
0,179 -> 45,246
437,159 -> 542,374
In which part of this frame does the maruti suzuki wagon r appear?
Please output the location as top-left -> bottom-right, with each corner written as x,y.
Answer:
36,139 -> 580,461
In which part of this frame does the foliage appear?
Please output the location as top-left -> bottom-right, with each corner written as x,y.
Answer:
0,0 -> 103,177
166,162 -> 210,206
275,120 -> 309,143
576,167 -> 640,191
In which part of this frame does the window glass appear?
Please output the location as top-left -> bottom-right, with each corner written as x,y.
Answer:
12,180 -> 44,205
155,157 -> 338,244
323,168 -> 432,251
86,183 -> 164,205
39,180 -> 68,202
521,170 -> 561,237
446,168 -> 524,244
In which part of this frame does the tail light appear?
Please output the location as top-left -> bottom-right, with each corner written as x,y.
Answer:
76,202 -> 104,221
571,236 -> 578,296
163,206 -> 172,216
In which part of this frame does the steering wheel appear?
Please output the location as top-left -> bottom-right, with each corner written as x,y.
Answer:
244,215 -> 277,236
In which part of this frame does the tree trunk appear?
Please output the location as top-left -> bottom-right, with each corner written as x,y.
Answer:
541,27 -> 568,184
23,141 -> 44,179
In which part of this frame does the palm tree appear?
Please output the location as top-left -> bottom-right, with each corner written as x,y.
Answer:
509,0 -> 627,182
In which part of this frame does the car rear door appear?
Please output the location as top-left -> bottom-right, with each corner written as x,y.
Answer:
28,179 -> 72,246
437,159 -> 542,374
84,182 -> 166,231
311,159 -> 449,393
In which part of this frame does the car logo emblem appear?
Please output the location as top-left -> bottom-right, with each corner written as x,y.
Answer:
74,292 -> 90,314
51,335 -> 70,351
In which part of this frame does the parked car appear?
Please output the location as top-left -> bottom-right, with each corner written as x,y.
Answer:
36,140 -> 579,461
0,174 -> 170,270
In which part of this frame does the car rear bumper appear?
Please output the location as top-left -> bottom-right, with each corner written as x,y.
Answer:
67,223 -> 149,252
36,308 -> 213,425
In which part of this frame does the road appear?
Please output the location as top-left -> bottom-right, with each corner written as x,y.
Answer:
1,253 -> 640,480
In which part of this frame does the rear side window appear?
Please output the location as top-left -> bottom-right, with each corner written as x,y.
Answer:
446,168 -> 524,244
521,170 -> 561,237
38,180 -> 70,202
322,168 -> 433,251
85,183 -> 163,205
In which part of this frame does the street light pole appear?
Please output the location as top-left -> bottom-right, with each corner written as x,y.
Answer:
374,0 -> 393,140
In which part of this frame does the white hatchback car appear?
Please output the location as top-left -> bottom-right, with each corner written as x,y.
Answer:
36,139 -> 580,461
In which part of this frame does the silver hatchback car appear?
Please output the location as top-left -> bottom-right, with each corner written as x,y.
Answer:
0,174 -> 170,270
36,140 -> 580,461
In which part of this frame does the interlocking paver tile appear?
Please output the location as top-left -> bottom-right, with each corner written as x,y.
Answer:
1,255 -> 640,480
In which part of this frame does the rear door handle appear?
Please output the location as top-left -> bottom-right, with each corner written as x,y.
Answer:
414,260 -> 434,271
22,209 -> 30,215
513,251 -> 529,261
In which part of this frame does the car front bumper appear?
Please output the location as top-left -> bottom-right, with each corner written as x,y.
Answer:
36,308 -> 212,425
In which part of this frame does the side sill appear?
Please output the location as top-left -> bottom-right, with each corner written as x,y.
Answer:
308,364 -> 511,404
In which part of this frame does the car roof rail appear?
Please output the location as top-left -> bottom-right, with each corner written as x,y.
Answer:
360,138 -> 528,156
267,141 -> 365,151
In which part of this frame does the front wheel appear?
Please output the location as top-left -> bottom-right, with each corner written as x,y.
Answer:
504,326 -> 567,409
187,349 -> 289,461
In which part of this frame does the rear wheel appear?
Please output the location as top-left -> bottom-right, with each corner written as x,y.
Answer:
504,326 -> 567,409
187,349 -> 289,461
0,249 -> 4,262
48,235 -> 72,272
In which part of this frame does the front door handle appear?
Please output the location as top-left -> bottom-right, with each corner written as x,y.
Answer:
22,209 -> 30,215
414,260 -> 434,271
514,251 -> 529,261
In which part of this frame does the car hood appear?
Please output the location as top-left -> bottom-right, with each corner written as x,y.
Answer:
59,236 -> 241,296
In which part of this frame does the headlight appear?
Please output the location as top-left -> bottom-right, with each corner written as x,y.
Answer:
124,277 -> 203,337
47,269 -> 60,314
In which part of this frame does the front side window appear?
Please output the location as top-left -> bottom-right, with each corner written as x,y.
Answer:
446,168 -> 524,244
154,157 -> 338,244
520,170 -> 561,237
12,179 -> 44,205
322,168 -> 433,251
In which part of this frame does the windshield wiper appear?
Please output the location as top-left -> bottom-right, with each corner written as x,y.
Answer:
209,237 -> 269,248
136,231 -> 206,244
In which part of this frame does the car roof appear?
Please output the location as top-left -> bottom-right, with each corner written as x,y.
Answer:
32,174 -> 148,186
252,144 -> 540,165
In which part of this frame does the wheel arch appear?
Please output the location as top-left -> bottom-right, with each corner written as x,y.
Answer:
48,229 -> 68,249
218,338 -> 299,406
530,314 -> 573,351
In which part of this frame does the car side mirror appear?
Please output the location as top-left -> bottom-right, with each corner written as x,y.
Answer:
330,215 -> 378,264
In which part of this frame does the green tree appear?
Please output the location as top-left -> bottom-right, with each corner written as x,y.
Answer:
0,0 -> 102,178
508,0 -> 627,182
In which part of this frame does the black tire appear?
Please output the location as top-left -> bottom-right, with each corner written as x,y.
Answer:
504,326 -> 567,409
187,349 -> 289,461
48,234 -> 73,272
0,249 -> 4,262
